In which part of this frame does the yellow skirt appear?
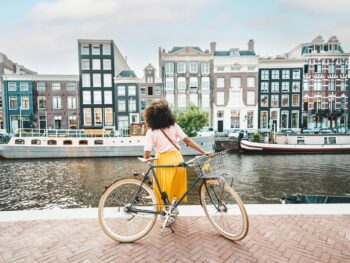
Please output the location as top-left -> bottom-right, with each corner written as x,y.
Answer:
154,151 -> 187,210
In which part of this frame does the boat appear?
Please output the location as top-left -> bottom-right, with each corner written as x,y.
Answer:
240,133 -> 350,153
0,125 -> 215,159
282,194 -> 350,204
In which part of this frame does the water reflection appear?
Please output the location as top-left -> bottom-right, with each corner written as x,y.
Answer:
0,154 -> 349,211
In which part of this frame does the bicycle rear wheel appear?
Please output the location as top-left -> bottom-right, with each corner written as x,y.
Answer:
200,179 -> 249,241
98,179 -> 157,242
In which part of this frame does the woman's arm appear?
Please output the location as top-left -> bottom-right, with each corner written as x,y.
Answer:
183,137 -> 213,156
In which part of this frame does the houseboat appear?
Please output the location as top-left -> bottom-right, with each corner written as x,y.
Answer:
240,133 -> 350,153
0,124 -> 215,159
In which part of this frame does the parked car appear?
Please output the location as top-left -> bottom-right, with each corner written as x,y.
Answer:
197,126 -> 215,137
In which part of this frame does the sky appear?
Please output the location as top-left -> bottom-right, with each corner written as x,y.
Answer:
1,0 -> 350,77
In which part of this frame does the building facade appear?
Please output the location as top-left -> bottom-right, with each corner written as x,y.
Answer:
288,36 -> 349,129
78,39 -> 129,129
258,58 -> 304,132
212,40 -> 259,132
159,45 -> 213,125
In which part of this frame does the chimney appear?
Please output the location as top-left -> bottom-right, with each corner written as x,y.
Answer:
210,42 -> 216,52
248,39 -> 255,52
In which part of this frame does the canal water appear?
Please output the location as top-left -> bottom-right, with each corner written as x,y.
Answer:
0,154 -> 349,211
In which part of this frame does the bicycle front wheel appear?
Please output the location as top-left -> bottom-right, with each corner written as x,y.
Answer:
200,179 -> 249,241
98,179 -> 157,242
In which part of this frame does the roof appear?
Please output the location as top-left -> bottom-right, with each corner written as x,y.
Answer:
169,46 -> 203,53
117,70 -> 137,78
214,50 -> 256,56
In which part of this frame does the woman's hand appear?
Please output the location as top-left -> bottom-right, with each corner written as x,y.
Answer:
205,151 -> 215,157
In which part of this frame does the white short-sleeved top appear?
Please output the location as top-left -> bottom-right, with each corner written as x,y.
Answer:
144,124 -> 187,153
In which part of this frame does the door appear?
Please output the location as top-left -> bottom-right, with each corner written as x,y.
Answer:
218,120 -> 223,132
11,119 -> 18,132
54,120 -> 61,129
39,116 -> 46,130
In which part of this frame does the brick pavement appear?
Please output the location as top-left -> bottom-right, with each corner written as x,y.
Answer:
0,215 -> 350,263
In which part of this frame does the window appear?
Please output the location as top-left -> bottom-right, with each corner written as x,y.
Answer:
83,91 -> 91,104
303,97 -> 308,111
281,111 -> 288,129
260,111 -> 268,128
201,77 -> 210,90
292,69 -> 301,79
140,99 -> 147,111
165,77 -> 174,90
315,61 -> 322,73
165,62 -> 174,74
81,59 -> 90,70
217,111 -> 224,118
104,108 -> 113,126
291,111 -> 299,128
154,86 -> 161,95
118,116 -> 129,129
37,82 -> 45,91
271,70 -> 279,79
292,82 -> 300,92
118,100 -> 126,111
67,96 -> 76,109
165,93 -> 174,107
280,95 -> 288,107
102,44 -> 111,55
177,62 -> 185,73
217,78 -> 225,88
129,99 -> 136,112
128,86 -> 136,96
31,139 -> 41,145
189,93 -> 198,106
292,94 -> 299,107
94,140 -> 103,145
217,66 -> 225,72
64,140 -> 73,145
83,108 -> 92,126
118,86 -> 125,96
93,74 -> 101,87
304,64 -> 309,74
247,91 -> 255,105
247,77 -> 255,88
217,92 -> 224,105
282,70 -> 290,79
328,79 -> 335,91
189,77 -> 198,88
189,63 -> 198,74
261,70 -> 269,80
340,62 -> 346,74
52,83 -> 61,91
230,77 -> 241,89
67,83 -> 76,91
178,77 -> 186,90
271,95 -> 279,107
140,87 -> 146,95
201,63 -> 209,74
92,45 -> 100,55
340,79 -> 346,91
260,95 -> 268,107
53,97 -> 61,109
271,82 -> 279,93
93,91 -> 102,104
38,96 -> 46,109
282,82 -> 290,92
20,82 -> 29,91
82,74 -> 90,87
261,82 -> 268,93
103,59 -> 112,70
20,97 -> 29,110
328,62 -> 336,74
247,111 -> 254,129
8,82 -> 16,91
79,140 -> 88,145
92,59 -> 101,70
81,45 -> 89,55
104,91 -> 112,104
303,80 -> 309,91
102,74 -> 112,87
202,92 -> 210,108
315,79 -> 322,91
48,140 -> 57,145
94,108 -> 102,126
231,111 -> 240,128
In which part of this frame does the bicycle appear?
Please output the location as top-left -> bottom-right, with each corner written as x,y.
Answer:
98,151 -> 249,242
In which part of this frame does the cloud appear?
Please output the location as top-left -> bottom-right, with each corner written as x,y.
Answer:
281,0 -> 350,14
247,16 -> 288,30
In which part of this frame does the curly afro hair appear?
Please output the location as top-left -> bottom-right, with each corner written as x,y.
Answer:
144,99 -> 176,130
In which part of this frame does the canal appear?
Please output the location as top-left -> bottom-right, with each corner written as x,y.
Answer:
0,154 -> 349,211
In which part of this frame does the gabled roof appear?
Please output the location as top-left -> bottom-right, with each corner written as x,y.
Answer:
169,46 -> 203,53
117,70 -> 137,78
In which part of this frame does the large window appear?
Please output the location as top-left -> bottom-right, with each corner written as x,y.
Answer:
81,45 -> 89,55
315,79 -> 322,91
104,108 -> 113,126
20,82 -> 29,91
8,82 -> 16,91
247,111 -> 254,129
189,93 -> 198,106
202,92 -> 210,108
281,94 -> 289,107
189,77 -> 198,88
82,74 -> 90,87
92,59 -> 101,70
292,82 -> 301,92
340,79 -> 346,91
231,111 -> 240,128
128,86 -> 136,96
118,116 -> 129,129
94,108 -> 102,126
178,77 -> 186,90
261,82 -> 268,93
117,86 -> 125,96
165,77 -> 174,91
93,91 -> 102,104
52,83 -> 61,91
247,77 -> 255,88
118,100 -> 126,111
104,91 -> 112,104
129,99 -> 136,112
247,91 -> 255,105
281,111 -> 288,129
9,97 -> 17,110
178,94 -> 186,108
282,82 -> 290,92
38,96 -> 46,109
93,74 -> 101,87
340,62 -> 346,74
102,44 -> 111,55
315,61 -> 322,73
261,70 -> 269,80
282,70 -> 290,79
189,62 -> 198,74
271,70 -> 279,80
303,80 -> 309,91
37,82 -> 45,91
83,108 -> 92,126
177,62 -> 185,73
165,62 -> 174,74
53,96 -> 61,109
201,63 -> 209,74
291,111 -> 299,128
165,93 -> 174,107
154,86 -> 161,95
92,45 -> 100,55
328,79 -> 335,91
292,69 -> 301,79
230,77 -> 241,89
103,74 -> 112,87
271,82 -> 279,93
217,78 -> 225,88
67,83 -> 76,91
217,92 -> 225,105
103,59 -> 112,70
292,94 -> 299,107
271,95 -> 279,107
21,97 -> 30,109
140,99 -> 147,111
260,111 -> 268,129
260,95 -> 268,107
201,77 -> 210,90
67,96 -> 76,109
328,62 -> 336,74
83,91 -> 91,104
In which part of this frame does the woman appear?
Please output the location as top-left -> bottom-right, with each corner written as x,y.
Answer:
144,99 -> 212,209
